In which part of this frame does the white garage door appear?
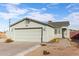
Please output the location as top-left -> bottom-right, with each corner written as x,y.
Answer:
14,28 -> 42,42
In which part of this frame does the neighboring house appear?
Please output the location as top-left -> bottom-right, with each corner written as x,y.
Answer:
0,32 -> 6,38
70,30 -> 79,41
0,32 -> 7,42
6,18 -> 70,43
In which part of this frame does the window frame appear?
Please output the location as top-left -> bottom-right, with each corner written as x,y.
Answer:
54,28 -> 60,34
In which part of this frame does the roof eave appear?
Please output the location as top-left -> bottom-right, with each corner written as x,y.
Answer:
10,17 -> 54,28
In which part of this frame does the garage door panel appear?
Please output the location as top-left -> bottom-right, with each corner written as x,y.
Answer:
14,29 -> 41,42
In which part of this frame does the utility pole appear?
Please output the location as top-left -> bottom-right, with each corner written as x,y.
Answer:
9,19 -> 11,31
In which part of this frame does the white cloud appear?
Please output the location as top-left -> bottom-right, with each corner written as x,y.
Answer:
0,3 -> 56,31
5,4 -> 28,16
6,4 -> 27,14
47,3 -> 59,6
0,12 -> 13,19
66,4 -> 79,12
28,7 -> 47,13
41,8 -> 47,11
8,3 -> 21,5
0,4 -> 29,31
0,23 -> 7,32
0,4 -> 29,20
3,4 -> 54,22
0,4 -> 48,20
47,3 -> 59,8
64,12 -> 79,30
27,12 -> 56,22
66,4 -> 79,9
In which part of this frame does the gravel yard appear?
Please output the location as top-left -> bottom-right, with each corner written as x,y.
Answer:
25,42 -> 79,56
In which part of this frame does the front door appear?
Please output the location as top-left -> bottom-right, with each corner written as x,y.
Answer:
62,28 -> 66,38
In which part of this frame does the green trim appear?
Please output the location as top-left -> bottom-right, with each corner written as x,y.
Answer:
10,17 -> 69,28
41,27 -> 43,43
15,27 -> 42,30
10,17 -> 53,28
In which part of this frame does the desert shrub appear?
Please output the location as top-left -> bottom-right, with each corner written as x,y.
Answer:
49,38 -> 61,43
43,50 -> 50,55
5,38 -> 14,43
40,43 -> 47,46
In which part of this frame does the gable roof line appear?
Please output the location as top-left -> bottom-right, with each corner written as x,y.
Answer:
10,17 -> 53,28
10,17 -> 70,28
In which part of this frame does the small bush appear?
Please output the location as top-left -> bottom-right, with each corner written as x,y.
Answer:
43,50 -> 50,55
5,38 -> 14,43
40,43 -> 47,46
49,38 -> 61,43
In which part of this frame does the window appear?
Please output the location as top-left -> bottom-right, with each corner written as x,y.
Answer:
54,28 -> 60,34
55,29 -> 57,34
58,29 -> 60,34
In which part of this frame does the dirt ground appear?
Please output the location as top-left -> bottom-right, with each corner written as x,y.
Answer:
25,42 -> 79,56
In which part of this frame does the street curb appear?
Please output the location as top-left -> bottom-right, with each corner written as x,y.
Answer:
16,45 -> 40,56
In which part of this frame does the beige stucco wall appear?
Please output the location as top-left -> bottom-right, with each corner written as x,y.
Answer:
53,28 -> 62,38
6,20 -> 70,42
53,27 -> 70,39
9,20 -> 54,42
43,26 -> 54,42
66,27 -> 70,39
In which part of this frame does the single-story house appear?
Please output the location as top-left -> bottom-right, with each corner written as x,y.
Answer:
6,17 -> 70,43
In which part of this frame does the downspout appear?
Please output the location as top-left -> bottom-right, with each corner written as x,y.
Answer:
41,27 -> 43,43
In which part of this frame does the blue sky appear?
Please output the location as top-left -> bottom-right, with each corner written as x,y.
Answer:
0,3 -> 79,31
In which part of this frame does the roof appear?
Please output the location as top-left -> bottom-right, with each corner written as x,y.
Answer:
10,17 -> 70,28
10,17 -> 53,28
48,21 -> 70,28
70,30 -> 79,39
70,31 -> 79,38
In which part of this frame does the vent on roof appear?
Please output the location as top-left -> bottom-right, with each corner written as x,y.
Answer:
48,21 -> 52,24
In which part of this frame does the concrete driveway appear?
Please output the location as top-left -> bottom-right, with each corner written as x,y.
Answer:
0,42 -> 39,56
